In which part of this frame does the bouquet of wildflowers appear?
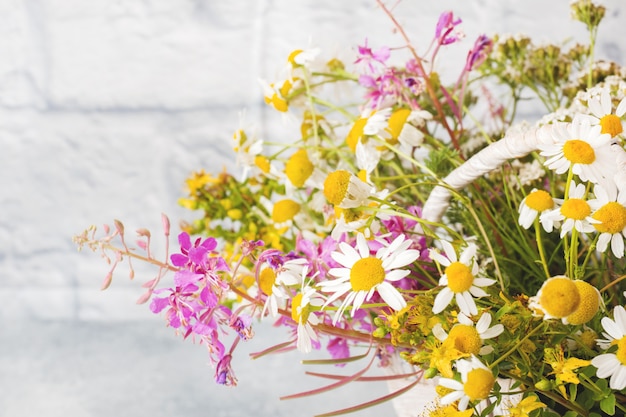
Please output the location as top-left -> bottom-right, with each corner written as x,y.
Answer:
75,1 -> 626,416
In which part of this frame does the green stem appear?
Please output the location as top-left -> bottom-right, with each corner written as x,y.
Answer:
490,321 -> 545,369
534,219 -> 551,280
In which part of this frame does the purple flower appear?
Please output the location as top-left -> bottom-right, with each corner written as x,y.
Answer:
230,314 -> 254,340
215,354 -> 237,386
465,34 -> 492,71
170,232 -> 218,273
355,38 -> 390,73
327,337 -> 350,367
435,11 -> 464,46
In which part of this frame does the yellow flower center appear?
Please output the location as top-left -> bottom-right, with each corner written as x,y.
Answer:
592,202 -> 626,234
233,129 -> 247,146
525,190 -> 554,212
254,155 -> 271,173
287,49 -> 303,67
565,280 -> 600,325
445,262 -> 474,293
562,139 -> 595,164
279,79 -> 293,99
463,368 -> 495,401
350,257 -> 385,291
539,277 -> 580,318
616,337 -> 626,365
560,198 -> 591,220
285,149 -> 314,187
429,405 -> 473,417
600,114 -> 623,137
291,293 -> 304,322
446,325 -> 482,355
265,93 -> 288,112
258,268 -> 276,296
579,329 -> 598,350
346,118 -> 368,152
387,108 -> 411,143
324,170 -> 351,206
272,199 -> 301,223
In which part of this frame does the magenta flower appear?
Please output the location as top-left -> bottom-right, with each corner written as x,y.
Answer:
215,354 -> 237,386
465,34 -> 492,71
355,38 -> 390,73
170,231 -> 218,273
435,11 -> 464,45
230,314 -> 254,340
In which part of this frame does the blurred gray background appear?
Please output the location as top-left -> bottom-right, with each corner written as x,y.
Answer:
0,1 -> 624,416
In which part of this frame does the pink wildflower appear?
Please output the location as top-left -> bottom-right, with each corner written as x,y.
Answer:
435,11 -> 464,45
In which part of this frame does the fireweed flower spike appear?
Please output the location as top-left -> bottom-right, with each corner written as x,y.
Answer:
430,240 -> 496,317
592,305 -> 626,390
434,11 -> 464,46
320,233 -> 420,325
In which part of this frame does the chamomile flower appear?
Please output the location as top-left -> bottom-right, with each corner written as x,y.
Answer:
323,169 -> 375,209
259,258 -> 307,317
430,240 -> 496,317
528,275 -> 580,320
518,188 -> 559,232
284,148 -> 326,189
563,280 -> 602,325
542,180 -> 599,238
538,118 -> 613,184
385,107 -> 432,148
585,88 -> 626,137
291,267 -> 324,353
320,233 -> 420,324
438,356 -> 496,411
591,305 -> 626,390
433,312 -> 504,356
589,182 -> 626,258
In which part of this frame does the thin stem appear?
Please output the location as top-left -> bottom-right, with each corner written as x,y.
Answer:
534,219 -> 551,280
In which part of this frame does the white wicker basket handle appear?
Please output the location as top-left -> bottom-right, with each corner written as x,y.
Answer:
420,124 -> 626,224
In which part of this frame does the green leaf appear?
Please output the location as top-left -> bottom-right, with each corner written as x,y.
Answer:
569,382 -> 578,402
563,411 -> 579,417
600,393 -> 615,415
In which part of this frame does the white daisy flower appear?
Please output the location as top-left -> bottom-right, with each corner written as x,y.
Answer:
386,108 -> 432,148
363,107 -> 392,136
518,188 -> 560,232
584,88 -> 626,138
322,169 -> 375,209
429,240 -> 496,317
291,267 -> 325,353
588,182 -> 626,258
433,312 -> 504,356
284,148 -> 326,189
259,258 -> 307,317
591,305 -> 626,390
538,118 -> 613,184
438,356 -> 496,411
319,233 -> 420,324
287,47 -> 321,69
542,180 -> 599,238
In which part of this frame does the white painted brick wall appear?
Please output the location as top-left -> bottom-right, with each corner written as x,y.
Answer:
1,0 -> 625,321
